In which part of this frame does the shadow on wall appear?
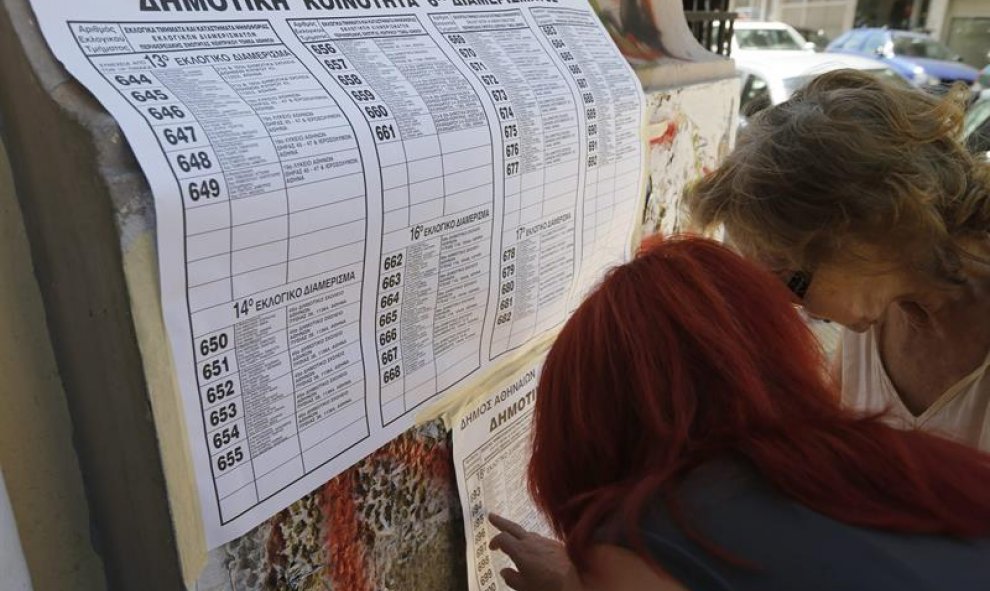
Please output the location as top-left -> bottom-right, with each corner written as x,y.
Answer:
0,137 -> 108,589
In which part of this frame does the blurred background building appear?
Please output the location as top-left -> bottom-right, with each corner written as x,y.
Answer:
729,0 -> 990,67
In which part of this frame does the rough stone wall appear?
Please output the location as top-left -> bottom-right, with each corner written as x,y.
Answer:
196,421 -> 465,591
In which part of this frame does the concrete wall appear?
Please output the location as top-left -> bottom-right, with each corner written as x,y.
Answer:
730,0 -> 857,40
1,0 -> 187,586
926,0 -> 950,39
945,0 -> 990,18
928,0 -> 990,40
0,135 -> 107,589
775,0 -> 857,40
935,0 -> 990,67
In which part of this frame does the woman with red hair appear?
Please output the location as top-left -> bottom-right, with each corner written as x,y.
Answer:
489,236 -> 990,590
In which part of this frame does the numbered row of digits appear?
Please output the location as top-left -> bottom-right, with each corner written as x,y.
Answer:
375,248 -> 405,387
109,73 -> 231,206
443,34 -> 523,179
306,42 -> 402,147
539,31 -> 603,166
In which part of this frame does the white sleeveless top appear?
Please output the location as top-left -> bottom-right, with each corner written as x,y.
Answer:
840,328 -> 990,452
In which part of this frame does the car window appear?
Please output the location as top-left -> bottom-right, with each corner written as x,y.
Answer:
861,31 -> 888,54
801,29 -> 831,50
837,30 -> 869,50
828,31 -> 851,50
740,74 -> 772,117
735,28 -> 803,51
892,35 -> 956,60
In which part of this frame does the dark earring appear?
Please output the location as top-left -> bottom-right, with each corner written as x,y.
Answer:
786,271 -> 813,300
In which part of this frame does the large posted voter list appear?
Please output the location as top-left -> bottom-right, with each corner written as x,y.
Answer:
29,0 -> 644,547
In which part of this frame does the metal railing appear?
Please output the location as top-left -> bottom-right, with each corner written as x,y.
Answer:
682,0 -> 737,57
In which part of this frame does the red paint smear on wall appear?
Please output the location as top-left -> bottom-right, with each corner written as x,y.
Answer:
650,122 -> 678,148
391,432 -> 453,483
318,432 -> 452,590
320,434 -> 453,591
322,471 -> 373,591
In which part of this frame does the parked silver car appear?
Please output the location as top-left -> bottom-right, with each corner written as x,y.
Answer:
735,51 -> 903,125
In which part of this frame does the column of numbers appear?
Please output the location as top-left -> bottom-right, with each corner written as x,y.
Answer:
195,329 -> 250,493
447,33 -> 520,335
540,21 -> 602,295
304,39 -> 409,404
543,27 -> 597,168
490,64 -> 520,337
467,474 -> 498,591
110,66 -> 256,517
377,251 -> 405,398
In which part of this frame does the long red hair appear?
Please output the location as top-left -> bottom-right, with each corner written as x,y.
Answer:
528,236 -> 990,567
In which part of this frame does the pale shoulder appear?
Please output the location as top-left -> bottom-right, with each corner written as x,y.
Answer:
572,544 -> 688,591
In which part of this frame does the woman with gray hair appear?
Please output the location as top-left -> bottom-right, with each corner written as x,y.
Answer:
686,69 -> 990,450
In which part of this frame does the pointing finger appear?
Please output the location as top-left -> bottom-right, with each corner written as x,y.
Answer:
489,531 -> 525,562
489,512 -> 528,538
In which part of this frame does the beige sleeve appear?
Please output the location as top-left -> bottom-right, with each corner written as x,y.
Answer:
829,337 -> 843,396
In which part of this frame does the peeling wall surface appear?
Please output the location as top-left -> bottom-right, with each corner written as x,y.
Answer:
642,79 -> 739,237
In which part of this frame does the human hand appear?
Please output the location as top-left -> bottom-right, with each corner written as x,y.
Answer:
487,513 -> 576,591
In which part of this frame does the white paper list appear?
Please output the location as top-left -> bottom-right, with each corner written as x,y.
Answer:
29,0 -> 644,547
69,21 -> 373,523
452,361 -> 554,591
289,15 -> 496,426
431,10 -> 582,359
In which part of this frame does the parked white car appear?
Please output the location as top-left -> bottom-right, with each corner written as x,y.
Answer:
732,21 -> 816,54
735,51 -> 905,125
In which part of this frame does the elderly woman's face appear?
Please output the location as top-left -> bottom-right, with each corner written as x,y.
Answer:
796,262 -> 915,332
727,234 -> 925,332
